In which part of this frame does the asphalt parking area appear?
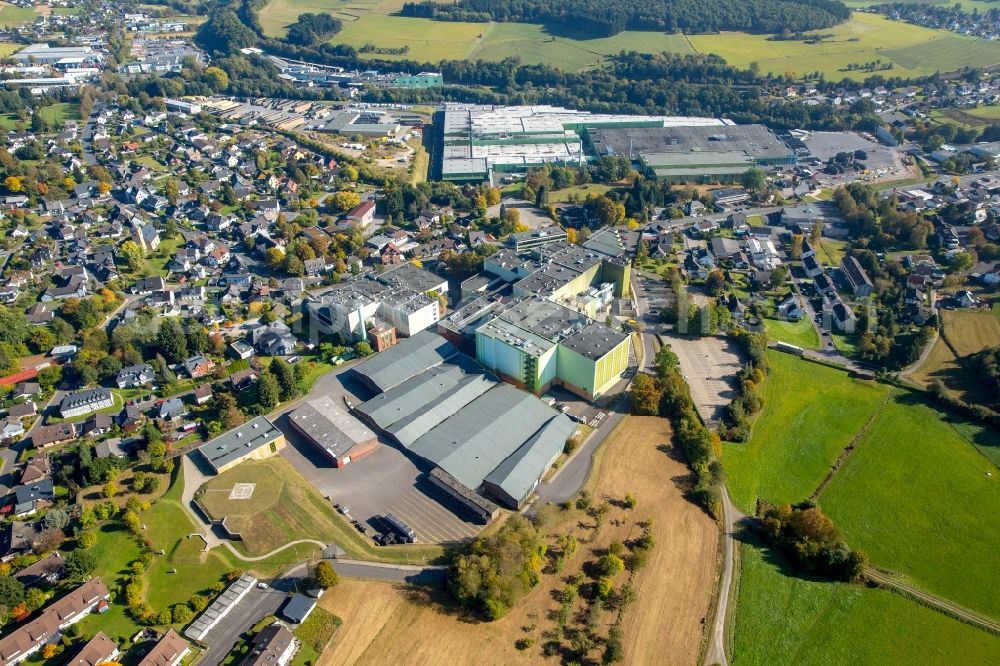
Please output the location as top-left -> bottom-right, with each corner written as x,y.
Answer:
661,332 -> 743,424
278,418 -> 482,545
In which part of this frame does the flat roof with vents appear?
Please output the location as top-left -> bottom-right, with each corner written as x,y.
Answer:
197,416 -> 283,473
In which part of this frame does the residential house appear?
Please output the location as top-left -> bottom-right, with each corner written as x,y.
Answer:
839,255 -> 874,298
182,355 -> 215,379
14,479 -> 55,517
116,363 -> 155,389
193,385 -> 213,405
345,200 -> 375,227
776,292 -> 804,321
248,322 -> 297,356
137,630 -> 188,666
31,422 -> 76,449
158,398 -> 185,421
20,456 -> 50,486
59,388 -> 114,419
0,579 -> 111,666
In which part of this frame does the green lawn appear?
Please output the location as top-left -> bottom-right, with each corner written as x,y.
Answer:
763,318 -> 821,350
830,332 -> 858,357
723,351 -> 891,513
52,6 -> 83,15
732,536 -> 1000,665
0,41 -> 20,56
690,13 -> 1000,79
0,4 -> 38,25
820,391 -> 1000,620
140,236 -> 184,277
547,183 -> 612,203
38,103 -> 81,126
816,239 -> 848,267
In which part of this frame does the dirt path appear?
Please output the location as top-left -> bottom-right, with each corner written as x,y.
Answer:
705,488 -> 746,666
809,389 -> 894,501
317,417 -> 718,665
866,569 -> 1000,634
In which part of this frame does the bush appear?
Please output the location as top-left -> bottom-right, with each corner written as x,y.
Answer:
596,554 -> 625,577
314,561 -> 338,589
514,637 -> 535,651
449,515 -> 544,620
171,603 -> 193,624
596,576 -> 614,599
78,531 -> 97,549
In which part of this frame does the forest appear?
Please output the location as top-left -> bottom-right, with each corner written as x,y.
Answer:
401,0 -> 851,36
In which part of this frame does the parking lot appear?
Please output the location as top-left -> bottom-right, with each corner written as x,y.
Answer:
277,413 -> 482,545
661,332 -> 744,424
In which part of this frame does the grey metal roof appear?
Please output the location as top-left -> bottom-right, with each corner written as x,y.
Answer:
484,413 -> 576,505
353,331 -> 458,393
197,416 -> 282,471
357,362 -> 471,430
410,383 -> 564,492
386,373 -> 495,447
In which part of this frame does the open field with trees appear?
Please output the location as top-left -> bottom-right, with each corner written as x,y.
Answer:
316,416 -> 718,664
260,0 -> 999,76
911,309 -> 1000,402
722,352 -> 890,512
689,13 -> 1000,79
819,392 -> 1000,620
732,535 -> 1000,665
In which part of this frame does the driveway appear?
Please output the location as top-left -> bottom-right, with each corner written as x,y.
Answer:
278,421 -> 481,544
197,586 -> 287,666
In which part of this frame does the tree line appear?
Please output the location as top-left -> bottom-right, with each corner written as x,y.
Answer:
401,0 -> 851,37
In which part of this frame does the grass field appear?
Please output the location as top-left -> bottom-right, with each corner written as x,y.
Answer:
911,309 -> 1000,403
261,0 -> 998,76
547,183 -> 613,202
197,457 -> 350,556
763,318 -> 821,350
318,416 -> 718,665
723,351 -> 891,513
690,13 -> 1000,79
816,239 -> 848,267
732,535 -> 1000,665
932,106 -> 1000,129
0,41 -> 19,56
0,2 -> 38,25
819,391 -> 1000,620
468,23 -> 695,71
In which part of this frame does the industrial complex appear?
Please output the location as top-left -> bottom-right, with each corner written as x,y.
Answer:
353,332 -> 577,513
435,103 -> 793,183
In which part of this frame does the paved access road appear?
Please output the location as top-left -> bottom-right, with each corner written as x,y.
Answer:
197,586 -> 287,666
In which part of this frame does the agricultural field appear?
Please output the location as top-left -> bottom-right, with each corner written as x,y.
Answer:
689,13 -> 1000,79
932,106 -> 1000,129
317,416 -> 719,665
722,351 -> 891,513
819,392 -> 1000,620
0,2 -> 39,25
731,535 -> 1000,665
762,318 -> 821,350
468,23 -> 696,72
910,308 -> 1000,402
196,456 -> 344,557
